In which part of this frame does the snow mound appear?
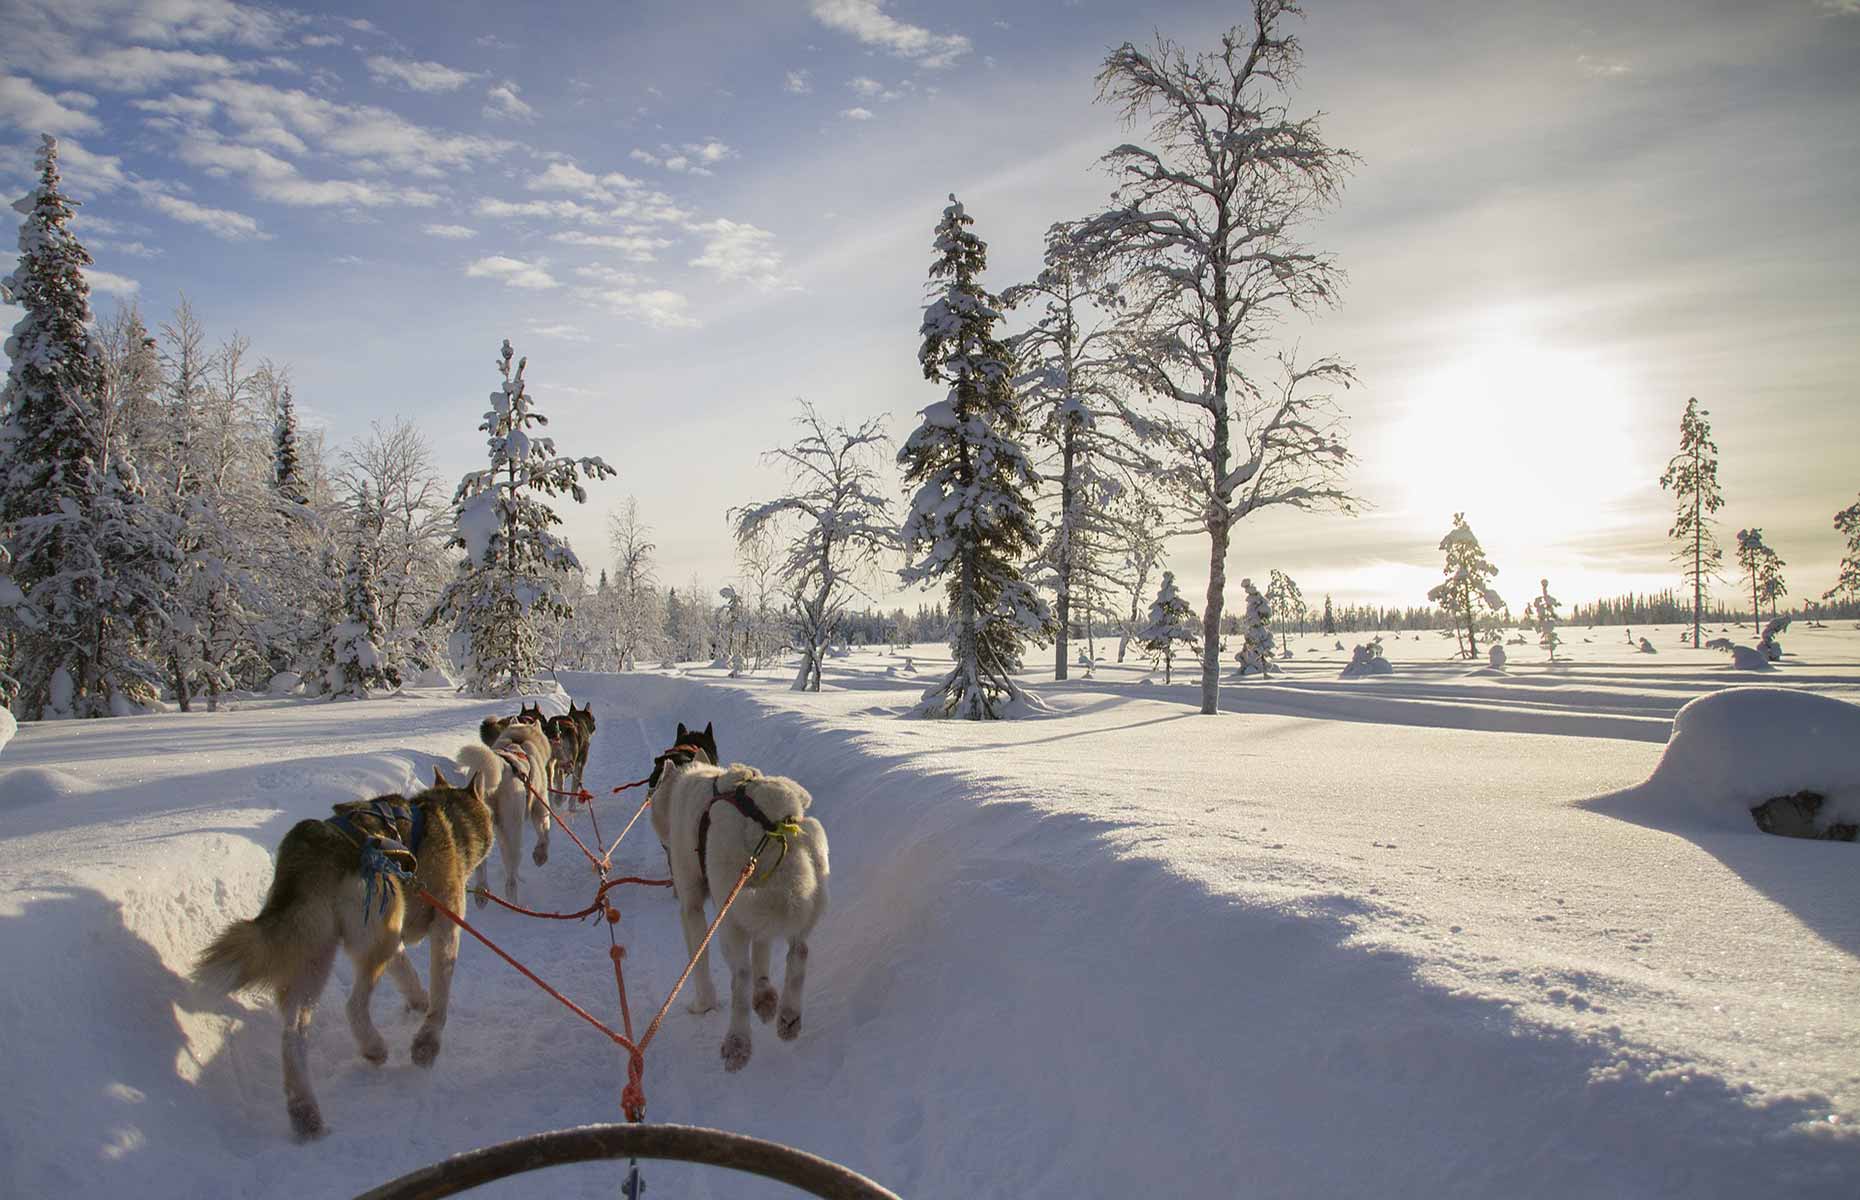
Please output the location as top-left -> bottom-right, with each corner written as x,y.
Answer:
1638,638 -> 1657,654
0,764 -> 97,809
407,665 -> 456,689
267,671 -> 302,696
1590,688 -> 1860,833
0,706 -> 15,757
1729,645 -> 1774,671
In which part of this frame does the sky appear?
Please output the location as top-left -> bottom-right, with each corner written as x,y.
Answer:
2,0 -> 1857,618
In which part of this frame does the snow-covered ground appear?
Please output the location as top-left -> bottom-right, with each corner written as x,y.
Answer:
2,624 -> 1857,1198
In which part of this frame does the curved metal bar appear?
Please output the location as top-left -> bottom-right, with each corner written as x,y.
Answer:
354,1123 -> 902,1200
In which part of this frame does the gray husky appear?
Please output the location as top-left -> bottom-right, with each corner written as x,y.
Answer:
194,745 -> 501,1140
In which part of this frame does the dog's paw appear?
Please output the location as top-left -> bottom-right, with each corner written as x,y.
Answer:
721,1032 -> 752,1073
532,843 -> 549,866
288,1101 -> 327,1142
403,994 -> 429,1015
472,890 -> 487,910
359,1037 -> 388,1066
686,993 -> 718,1016
753,985 -> 778,1023
411,1028 -> 441,1068
777,1009 -> 802,1041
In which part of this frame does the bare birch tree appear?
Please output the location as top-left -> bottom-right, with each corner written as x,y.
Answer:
1082,2 -> 1358,714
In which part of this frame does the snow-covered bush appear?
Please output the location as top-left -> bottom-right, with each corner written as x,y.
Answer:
1340,639 -> 1392,678
1232,577 -> 1276,677
1138,571 -> 1199,684
1527,578 -> 1560,661
1488,643 -> 1506,670
1758,616 -> 1789,662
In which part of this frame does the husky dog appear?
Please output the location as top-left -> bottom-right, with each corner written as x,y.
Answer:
193,748 -> 501,1140
647,721 -> 718,862
543,702 -> 595,795
473,718 -> 554,906
650,749 -> 828,1072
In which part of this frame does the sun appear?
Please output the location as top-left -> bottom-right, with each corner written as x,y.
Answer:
1387,330 -> 1640,566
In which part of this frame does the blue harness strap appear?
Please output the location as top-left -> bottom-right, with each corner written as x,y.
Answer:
328,797 -> 427,921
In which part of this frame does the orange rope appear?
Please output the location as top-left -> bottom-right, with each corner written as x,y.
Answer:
603,793 -> 655,864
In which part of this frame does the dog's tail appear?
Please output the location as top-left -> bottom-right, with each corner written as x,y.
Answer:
457,741 -> 505,798
194,822 -> 324,999
478,716 -> 505,747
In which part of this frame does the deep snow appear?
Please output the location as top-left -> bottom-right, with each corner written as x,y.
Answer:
2,624 -> 1857,1198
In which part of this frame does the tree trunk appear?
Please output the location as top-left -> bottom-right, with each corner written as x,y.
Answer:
1199,519 -> 1230,715
1054,431 -> 1075,682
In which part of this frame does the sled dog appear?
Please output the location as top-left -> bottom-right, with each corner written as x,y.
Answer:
473,717 -> 554,906
543,701 -> 595,795
193,748 -> 500,1140
649,745 -> 828,1072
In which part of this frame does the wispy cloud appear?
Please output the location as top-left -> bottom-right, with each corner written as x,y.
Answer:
422,223 -> 478,239
688,218 -> 792,290
83,266 -> 139,297
173,128 -> 440,207
0,75 -> 100,135
466,254 -> 559,289
138,186 -> 269,240
528,161 -> 641,203
483,81 -> 536,121
784,69 -> 813,95
840,106 -> 874,121
628,140 -> 733,176
189,79 -> 512,175
550,229 -> 671,262
525,320 -> 589,341
809,0 -> 971,69
365,55 -> 478,93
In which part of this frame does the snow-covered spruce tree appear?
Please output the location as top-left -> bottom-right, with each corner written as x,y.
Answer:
735,401 -> 896,692
1267,569 -> 1306,646
1734,528 -> 1781,638
273,383 -> 306,504
1232,577 -> 1276,676
96,302 -> 162,463
1826,494 -> 1860,608
1082,5 -> 1358,714
898,195 -> 1050,719
1528,577 -> 1560,662
325,490 -> 390,698
1138,569 -> 1198,684
1003,221 -> 1131,682
0,135 -> 168,718
1426,514 -> 1503,658
1659,397 -> 1724,650
1322,594 -> 1336,636
428,340 -> 614,695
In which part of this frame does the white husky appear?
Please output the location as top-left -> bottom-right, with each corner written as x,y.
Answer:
650,757 -> 829,1071
473,719 -> 554,906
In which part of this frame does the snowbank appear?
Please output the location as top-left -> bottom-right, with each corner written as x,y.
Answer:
406,665 -> 456,689
1729,645 -> 1773,671
1589,688 -> 1860,834
266,671 -> 302,696
0,705 -> 15,757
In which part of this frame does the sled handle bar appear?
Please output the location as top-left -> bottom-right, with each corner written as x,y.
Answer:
353,1122 -> 901,1200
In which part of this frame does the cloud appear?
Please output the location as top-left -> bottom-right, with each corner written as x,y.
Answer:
365,55 -> 478,93
483,81 -> 536,121
138,186 -> 268,240
585,284 -> 697,329
131,94 -> 218,119
687,218 -> 791,289
524,321 -> 589,341
848,76 -> 882,96
528,160 -> 641,202
92,238 -> 162,258
0,75 -> 101,134
1577,55 -> 1630,77
840,106 -> 874,121
191,79 -> 511,174
172,128 -> 441,207
83,266 -> 139,297
628,140 -> 732,175
422,223 -> 478,239
478,196 -> 602,222
66,47 -> 249,91
808,0 -> 971,69
784,69 -> 813,95
549,230 -> 671,262
466,254 -> 559,289
300,33 -> 343,48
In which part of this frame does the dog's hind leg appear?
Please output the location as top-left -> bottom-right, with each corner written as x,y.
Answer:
342,900 -> 404,1065
777,935 -> 810,1042
719,924 -> 753,1072
529,797 -> 550,868
497,796 -> 524,905
385,948 -> 428,1013
751,939 -> 777,1024
678,897 -> 720,1014
279,940 -> 337,1140
411,892 -> 463,1068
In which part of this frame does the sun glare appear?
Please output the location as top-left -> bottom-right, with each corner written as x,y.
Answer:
1388,331 -> 1640,569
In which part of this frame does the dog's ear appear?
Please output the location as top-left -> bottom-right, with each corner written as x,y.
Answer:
704,721 -> 713,736
470,769 -> 487,800
432,766 -> 448,788
676,722 -> 688,739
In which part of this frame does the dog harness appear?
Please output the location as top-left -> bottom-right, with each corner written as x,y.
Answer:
696,779 -> 797,885
328,796 -> 428,920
